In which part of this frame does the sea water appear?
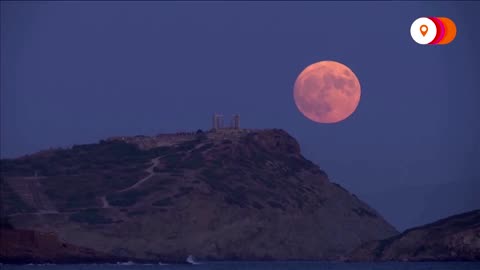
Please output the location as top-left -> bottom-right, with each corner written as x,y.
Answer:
2,262 -> 480,270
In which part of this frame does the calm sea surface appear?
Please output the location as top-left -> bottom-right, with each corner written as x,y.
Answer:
2,262 -> 480,270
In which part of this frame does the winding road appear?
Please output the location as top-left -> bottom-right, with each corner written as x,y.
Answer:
118,156 -> 162,192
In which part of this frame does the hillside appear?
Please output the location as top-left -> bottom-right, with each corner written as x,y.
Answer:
0,227 -> 125,264
349,209 -> 480,261
1,128 -> 397,262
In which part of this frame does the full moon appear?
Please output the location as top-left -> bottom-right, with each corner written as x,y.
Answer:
293,61 -> 361,124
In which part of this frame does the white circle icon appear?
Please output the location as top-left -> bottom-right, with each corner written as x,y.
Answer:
410,17 -> 437,45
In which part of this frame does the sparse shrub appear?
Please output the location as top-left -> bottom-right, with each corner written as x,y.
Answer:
224,195 -> 248,208
223,188 -> 249,208
152,198 -> 173,207
164,154 -> 183,168
267,201 -> 285,211
171,172 -> 184,177
69,209 -> 114,224
251,201 -> 264,210
173,190 -> 190,198
107,189 -> 149,207
127,210 -> 146,217
149,146 -> 171,156
196,130 -> 207,141
176,140 -> 198,152
65,192 -> 97,209
180,186 -> 194,193
0,217 -> 13,229
183,152 -> 204,169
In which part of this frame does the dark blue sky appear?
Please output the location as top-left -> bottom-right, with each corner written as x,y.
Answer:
1,2 -> 479,231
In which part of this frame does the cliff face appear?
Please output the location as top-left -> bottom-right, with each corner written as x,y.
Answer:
0,228 -> 112,263
349,210 -> 480,262
1,129 -> 397,262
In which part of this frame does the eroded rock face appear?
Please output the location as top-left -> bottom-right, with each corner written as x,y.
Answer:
349,210 -> 480,262
0,228 -> 111,263
2,129 -> 398,262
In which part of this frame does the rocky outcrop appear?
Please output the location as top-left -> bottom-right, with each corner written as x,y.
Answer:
0,228 -> 116,264
2,128 -> 398,262
349,210 -> 480,261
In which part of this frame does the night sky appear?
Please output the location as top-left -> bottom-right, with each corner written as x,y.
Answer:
2,2 -> 479,231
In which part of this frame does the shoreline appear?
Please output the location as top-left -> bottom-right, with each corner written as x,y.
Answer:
2,259 -> 479,265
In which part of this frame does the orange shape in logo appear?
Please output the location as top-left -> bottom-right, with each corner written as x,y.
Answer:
438,17 -> 457,44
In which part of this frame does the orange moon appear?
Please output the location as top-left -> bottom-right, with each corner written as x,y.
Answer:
293,61 -> 361,124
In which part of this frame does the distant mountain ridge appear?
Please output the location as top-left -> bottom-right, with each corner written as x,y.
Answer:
1,128 -> 397,262
349,209 -> 480,261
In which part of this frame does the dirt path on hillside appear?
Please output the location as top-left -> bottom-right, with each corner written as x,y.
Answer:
8,156 -> 165,215
99,156 -> 165,208
117,156 -> 162,192
100,196 -> 110,208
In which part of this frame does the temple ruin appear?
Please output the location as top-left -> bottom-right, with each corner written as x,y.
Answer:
212,113 -> 240,130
